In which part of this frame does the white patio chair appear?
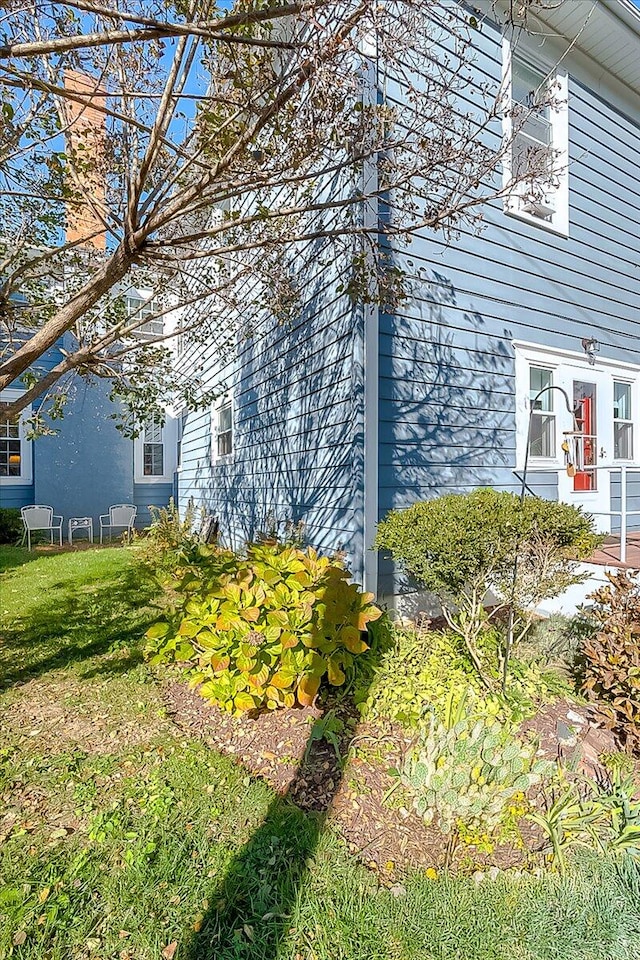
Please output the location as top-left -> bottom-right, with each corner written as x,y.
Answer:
99,504 -> 137,544
21,505 -> 63,550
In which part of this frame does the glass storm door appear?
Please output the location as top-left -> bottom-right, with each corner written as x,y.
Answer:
557,366 -> 613,532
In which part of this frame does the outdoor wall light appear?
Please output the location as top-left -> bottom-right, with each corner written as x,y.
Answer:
581,337 -> 599,365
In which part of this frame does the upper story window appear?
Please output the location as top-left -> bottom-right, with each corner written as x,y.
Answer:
503,44 -> 569,234
614,381 -> 633,460
143,417 -> 164,476
0,410 -> 22,477
212,396 -> 234,461
126,295 -> 163,338
529,366 -> 556,458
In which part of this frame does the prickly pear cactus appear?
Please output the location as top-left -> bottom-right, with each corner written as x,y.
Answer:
402,716 -> 552,834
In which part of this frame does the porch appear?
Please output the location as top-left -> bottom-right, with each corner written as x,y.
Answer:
589,532 -> 640,570
522,464 -> 640,571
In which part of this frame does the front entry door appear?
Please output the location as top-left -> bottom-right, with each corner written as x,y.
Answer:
557,364 -> 613,532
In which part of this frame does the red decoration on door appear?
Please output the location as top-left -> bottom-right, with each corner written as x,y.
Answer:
574,394 -> 595,491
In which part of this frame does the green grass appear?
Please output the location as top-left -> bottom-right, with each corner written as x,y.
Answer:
1,546 -> 640,960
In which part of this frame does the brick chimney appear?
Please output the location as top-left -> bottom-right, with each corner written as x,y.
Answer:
63,70 -> 107,250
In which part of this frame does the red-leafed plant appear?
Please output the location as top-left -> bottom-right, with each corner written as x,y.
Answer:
583,570 -> 640,752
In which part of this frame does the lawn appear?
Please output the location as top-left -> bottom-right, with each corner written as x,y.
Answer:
1,546 -> 640,960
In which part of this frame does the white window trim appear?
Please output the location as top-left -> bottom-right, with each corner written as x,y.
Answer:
529,364 -> 558,462
175,409 -> 187,473
613,379 -> 635,463
133,415 -> 177,484
502,37 -> 569,237
515,347 -> 563,470
126,292 -> 163,338
514,341 -> 640,471
211,394 -> 234,465
0,389 -> 33,485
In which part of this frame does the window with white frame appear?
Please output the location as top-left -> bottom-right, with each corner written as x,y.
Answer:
0,409 -> 22,477
0,392 -> 32,483
614,381 -> 633,460
212,397 -> 233,460
503,44 -> 568,232
143,417 -> 164,476
529,366 -> 556,458
126,295 -> 163,337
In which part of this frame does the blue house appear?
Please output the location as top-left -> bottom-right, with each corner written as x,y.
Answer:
1,301 -> 177,540
179,1 -> 640,596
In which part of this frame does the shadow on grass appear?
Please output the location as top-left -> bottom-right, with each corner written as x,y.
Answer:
0,564 -> 156,691
79,647 -> 147,680
0,545 -> 54,573
184,733 -> 342,960
182,626 -> 390,960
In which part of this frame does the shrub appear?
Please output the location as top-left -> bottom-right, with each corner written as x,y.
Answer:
517,612 -> 595,672
582,571 -> 640,752
401,710 -> 551,834
134,498 -> 201,578
355,623 -> 479,727
355,621 -> 572,731
375,489 -> 600,687
145,541 -> 382,714
0,507 -> 23,544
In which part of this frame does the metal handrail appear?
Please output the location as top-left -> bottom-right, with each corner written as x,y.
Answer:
521,463 -> 640,563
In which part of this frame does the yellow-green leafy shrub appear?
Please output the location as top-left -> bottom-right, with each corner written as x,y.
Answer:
134,498 -> 202,580
355,624 -> 478,727
145,542 -> 381,714
355,622 -> 570,729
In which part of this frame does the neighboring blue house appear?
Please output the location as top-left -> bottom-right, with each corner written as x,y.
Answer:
174,0 -> 640,597
1,304 -> 177,539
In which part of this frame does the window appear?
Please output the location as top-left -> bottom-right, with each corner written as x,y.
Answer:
134,413 -> 176,482
0,392 -> 32,483
143,418 -> 164,476
614,381 -> 633,460
213,398 -> 233,460
0,410 -> 22,477
529,366 -> 556,458
126,295 -> 163,337
573,380 -> 598,491
503,45 -> 568,233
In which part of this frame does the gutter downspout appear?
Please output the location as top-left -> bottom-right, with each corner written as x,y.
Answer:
361,33 -> 379,596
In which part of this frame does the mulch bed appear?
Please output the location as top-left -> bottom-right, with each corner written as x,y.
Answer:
163,681 -> 615,876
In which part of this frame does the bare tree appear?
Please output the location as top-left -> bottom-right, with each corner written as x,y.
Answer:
0,0 -> 560,430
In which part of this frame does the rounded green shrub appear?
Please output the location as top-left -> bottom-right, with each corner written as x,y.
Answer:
375,490 -> 601,687
375,488 -> 599,600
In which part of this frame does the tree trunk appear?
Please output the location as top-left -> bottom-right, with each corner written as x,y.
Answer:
0,242 -> 134,391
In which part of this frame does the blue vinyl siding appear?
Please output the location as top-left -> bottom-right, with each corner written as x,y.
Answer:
178,237 -> 365,578
134,483 -> 173,528
33,377 -> 134,534
0,483 -> 34,509
2,333 -> 66,396
377,10 -> 640,595
610,472 -> 640,535
3,324 -> 139,533
176,2 -> 640,599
